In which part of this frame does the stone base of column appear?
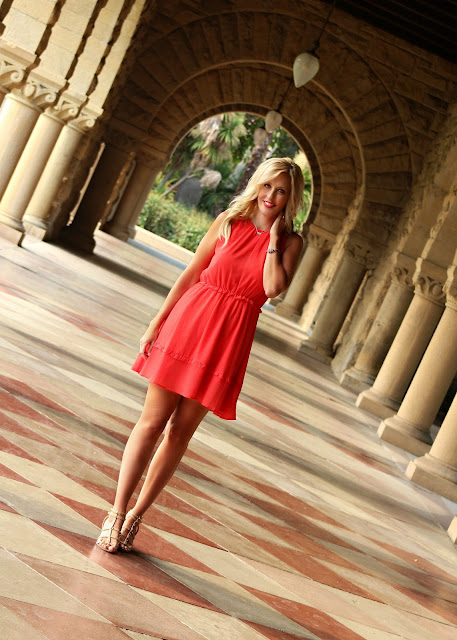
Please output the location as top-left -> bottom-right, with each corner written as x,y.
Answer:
102,220 -> 134,241
405,454 -> 457,502
23,218 -> 48,240
448,518 -> 457,544
298,337 -> 333,363
378,414 -> 432,455
356,387 -> 399,419
340,367 -> 375,394
275,302 -> 300,322
0,221 -> 24,245
59,226 -> 96,253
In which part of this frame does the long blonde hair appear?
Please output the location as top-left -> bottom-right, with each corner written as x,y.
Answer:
219,157 -> 305,243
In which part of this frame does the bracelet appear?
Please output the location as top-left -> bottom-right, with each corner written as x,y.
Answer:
266,248 -> 280,254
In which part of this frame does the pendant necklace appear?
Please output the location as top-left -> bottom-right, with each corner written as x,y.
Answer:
251,219 -> 268,235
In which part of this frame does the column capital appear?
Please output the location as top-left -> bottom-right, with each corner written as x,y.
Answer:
16,69 -> 66,109
45,94 -> 82,122
444,263 -> 457,310
70,103 -> 102,133
413,259 -> 446,305
307,224 -> 335,252
392,253 -> 415,289
0,43 -> 35,91
344,232 -> 378,269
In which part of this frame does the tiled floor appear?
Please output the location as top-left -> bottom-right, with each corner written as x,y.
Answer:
1,230 -> 457,640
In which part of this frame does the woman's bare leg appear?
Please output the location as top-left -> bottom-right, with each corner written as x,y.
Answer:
121,396 -> 208,538
96,383 -> 180,551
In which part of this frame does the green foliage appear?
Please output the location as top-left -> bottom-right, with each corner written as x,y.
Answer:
137,191 -> 212,252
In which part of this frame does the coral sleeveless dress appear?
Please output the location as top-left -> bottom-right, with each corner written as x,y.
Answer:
131,219 -> 274,419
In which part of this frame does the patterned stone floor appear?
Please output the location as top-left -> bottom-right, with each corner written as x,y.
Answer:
1,230 -> 457,640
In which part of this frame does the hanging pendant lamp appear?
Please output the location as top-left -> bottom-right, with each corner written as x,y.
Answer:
265,109 -> 283,132
293,0 -> 336,88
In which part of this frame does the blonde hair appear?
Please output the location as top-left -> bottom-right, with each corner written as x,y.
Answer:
219,157 -> 305,243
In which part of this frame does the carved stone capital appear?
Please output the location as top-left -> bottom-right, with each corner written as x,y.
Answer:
70,103 -> 102,132
0,58 -> 25,90
307,224 -> 334,253
20,77 -> 58,108
46,95 -> 80,122
413,259 -> 446,304
344,234 -> 378,269
444,263 -> 457,310
0,43 -> 35,90
391,253 -> 415,289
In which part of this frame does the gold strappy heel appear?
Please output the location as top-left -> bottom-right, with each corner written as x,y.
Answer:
119,509 -> 143,552
96,509 -> 125,553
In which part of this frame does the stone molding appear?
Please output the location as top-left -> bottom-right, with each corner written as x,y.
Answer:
413,259 -> 446,304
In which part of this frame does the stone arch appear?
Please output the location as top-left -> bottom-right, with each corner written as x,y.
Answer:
114,9 -> 413,245
120,65 -> 361,241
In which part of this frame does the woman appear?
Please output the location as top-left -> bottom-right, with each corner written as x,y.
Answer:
96,157 -> 305,553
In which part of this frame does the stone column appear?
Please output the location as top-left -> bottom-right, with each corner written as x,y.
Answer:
0,101 -> 79,243
60,142 -> 134,252
275,225 -> 333,321
0,93 -> 41,193
357,261 -> 445,418
0,68 -> 64,242
406,391 -> 457,503
341,255 -> 415,393
102,156 -> 158,241
379,264 -> 457,455
299,234 -> 375,360
22,110 -> 96,240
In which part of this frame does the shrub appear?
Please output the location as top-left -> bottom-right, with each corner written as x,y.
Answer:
138,191 -> 212,252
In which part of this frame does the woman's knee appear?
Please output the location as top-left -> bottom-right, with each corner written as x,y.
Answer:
164,400 -> 208,447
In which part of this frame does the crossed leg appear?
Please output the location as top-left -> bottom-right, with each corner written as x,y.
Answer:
96,383 -> 208,552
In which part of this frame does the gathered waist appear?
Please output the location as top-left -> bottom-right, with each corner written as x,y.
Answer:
197,281 -> 261,309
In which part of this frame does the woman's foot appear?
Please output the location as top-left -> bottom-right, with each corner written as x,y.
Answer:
119,509 -> 143,552
96,509 -> 125,553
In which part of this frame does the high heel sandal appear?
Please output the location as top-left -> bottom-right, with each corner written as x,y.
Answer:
96,509 -> 125,553
119,509 -> 143,552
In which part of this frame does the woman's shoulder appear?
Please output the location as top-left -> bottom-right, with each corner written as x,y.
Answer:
284,230 -> 303,251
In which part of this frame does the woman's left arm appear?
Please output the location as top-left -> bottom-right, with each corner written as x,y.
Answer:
263,218 -> 303,298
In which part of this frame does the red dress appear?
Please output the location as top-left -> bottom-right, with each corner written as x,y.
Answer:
132,220 -> 272,419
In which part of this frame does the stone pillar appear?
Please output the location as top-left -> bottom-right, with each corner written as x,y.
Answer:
379,264 -> 457,455
102,157 -> 158,241
0,93 -> 41,196
22,111 -> 95,240
299,234 -> 374,360
0,103 -> 78,243
275,226 -> 333,321
60,143 -> 134,252
357,261 -> 445,418
406,391 -> 457,503
341,255 -> 415,393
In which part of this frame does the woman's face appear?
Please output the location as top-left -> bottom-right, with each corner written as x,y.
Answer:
256,172 -> 291,219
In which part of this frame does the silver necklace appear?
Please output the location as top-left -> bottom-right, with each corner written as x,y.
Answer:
251,219 -> 268,235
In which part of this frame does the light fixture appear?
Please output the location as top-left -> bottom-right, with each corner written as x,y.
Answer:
293,0 -> 336,88
254,127 -> 267,145
264,80 -> 294,133
265,109 -> 283,132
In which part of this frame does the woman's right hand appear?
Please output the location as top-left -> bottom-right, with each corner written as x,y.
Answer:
139,322 -> 159,359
